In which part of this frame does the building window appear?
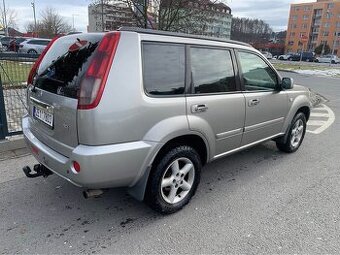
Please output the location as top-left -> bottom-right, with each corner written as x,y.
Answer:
324,22 -> 330,28
326,12 -> 333,19
290,32 -> 296,37
292,15 -> 298,20
303,15 -> 309,20
315,9 -> 322,16
142,43 -> 185,96
304,6 -> 311,11
300,32 -> 306,38
288,41 -> 294,46
323,31 -> 329,36
327,3 -> 334,9
337,22 -> 340,28
302,23 -> 308,29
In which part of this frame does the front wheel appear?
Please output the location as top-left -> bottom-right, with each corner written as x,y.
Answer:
276,112 -> 307,153
145,145 -> 201,214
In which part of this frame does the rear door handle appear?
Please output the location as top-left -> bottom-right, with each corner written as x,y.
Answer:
248,99 -> 260,107
192,104 -> 208,113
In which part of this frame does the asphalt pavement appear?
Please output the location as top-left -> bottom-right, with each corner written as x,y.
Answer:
0,72 -> 339,254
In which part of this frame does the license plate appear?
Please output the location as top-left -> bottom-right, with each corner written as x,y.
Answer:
33,106 -> 54,127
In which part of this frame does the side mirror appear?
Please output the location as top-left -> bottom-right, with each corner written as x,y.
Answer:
281,77 -> 294,90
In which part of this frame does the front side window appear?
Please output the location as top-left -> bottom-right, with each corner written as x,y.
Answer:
190,47 -> 236,94
142,43 -> 185,96
238,51 -> 277,91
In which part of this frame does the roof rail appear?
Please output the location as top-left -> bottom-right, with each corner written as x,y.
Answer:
117,27 -> 252,47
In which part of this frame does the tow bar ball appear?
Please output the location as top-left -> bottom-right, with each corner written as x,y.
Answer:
22,164 -> 53,178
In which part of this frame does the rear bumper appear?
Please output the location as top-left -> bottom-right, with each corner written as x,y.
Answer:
22,115 -> 157,189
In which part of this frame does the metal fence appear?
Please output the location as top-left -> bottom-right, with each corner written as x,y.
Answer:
0,53 -> 37,139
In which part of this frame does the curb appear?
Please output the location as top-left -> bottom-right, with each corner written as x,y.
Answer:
0,135 -> 27,154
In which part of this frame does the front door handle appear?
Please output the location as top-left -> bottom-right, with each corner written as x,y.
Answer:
248,99 -> 260,107
192,104 -> 208,113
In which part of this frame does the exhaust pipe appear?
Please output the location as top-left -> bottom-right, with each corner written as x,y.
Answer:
83,189 -> 104,199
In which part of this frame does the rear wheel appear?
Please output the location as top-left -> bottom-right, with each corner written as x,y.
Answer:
276,112 -> 307,153
28,49 -> 37,54
145,145 -> 201,214
331,60 -> 335,64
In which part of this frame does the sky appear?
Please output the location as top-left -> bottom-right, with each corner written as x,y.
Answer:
5,0 -> 315,33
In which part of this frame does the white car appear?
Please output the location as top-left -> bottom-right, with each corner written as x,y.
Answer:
315,55 -> 340,64
18,38 -> 51,54
261,51 -> 273,59
278,54 -> 292,60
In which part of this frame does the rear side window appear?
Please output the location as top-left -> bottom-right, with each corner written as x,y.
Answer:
35,34 -> 103,99
142,43 -> 185,96
190,47 -> 236,94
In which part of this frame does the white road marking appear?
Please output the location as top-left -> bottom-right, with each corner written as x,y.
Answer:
308,120 -> 327,126
307,104 -> 335,134
310,113 -> 329,117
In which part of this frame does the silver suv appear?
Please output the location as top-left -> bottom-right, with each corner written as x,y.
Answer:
22,28 -> 312,214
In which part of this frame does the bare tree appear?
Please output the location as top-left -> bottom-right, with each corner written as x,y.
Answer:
90,0 -> 231,37
25,8 -> 72,38
40,7 -> 72,37
0,7 -> 18,30
231,17 -> 273,44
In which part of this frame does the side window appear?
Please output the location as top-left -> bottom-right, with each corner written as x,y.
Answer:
27,40 -> 36,45
41,40 -> 50,45
142,43 -> 185,96
190,47 -> 236,94
238,51 -> 278,91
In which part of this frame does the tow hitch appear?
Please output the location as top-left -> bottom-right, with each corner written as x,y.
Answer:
23,164 -> 53,178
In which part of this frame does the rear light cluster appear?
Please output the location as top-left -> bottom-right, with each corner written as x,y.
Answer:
27,36 -> 60,85
77,32 -> 121,110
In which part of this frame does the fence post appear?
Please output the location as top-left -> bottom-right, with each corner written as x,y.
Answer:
0,71 -> 9,140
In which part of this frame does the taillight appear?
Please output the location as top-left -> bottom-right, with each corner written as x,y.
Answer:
27,36 -> 60,85
77,32 -> 121,110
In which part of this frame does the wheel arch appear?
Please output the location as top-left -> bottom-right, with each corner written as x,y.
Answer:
128,133 -> 209,201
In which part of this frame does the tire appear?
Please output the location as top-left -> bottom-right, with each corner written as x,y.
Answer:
331,60 -> 335,64
288,57 -> 293,61
145,145 -> 202,214
276,112 -> 307,153
28,49 -> 37,54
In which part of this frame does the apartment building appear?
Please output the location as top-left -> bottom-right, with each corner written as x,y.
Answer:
88,2 -> 136,32
286,0 -> 340,55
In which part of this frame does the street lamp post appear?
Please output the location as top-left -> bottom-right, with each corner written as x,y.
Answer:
31,0 -> 37,37
331,31 -> 339,56
2,0 -> 8,36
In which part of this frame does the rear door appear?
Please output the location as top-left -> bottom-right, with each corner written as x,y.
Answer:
236,50 -> 288,146
186,46 -> 245,157
27,34 -> 104,156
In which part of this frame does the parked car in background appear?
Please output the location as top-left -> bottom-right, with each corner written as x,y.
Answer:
0,36 -> 15,50
288,52 -> 315,62
278,54 -> 292,60
315,55 -> 340,64
22,28 -> 312,214
18,38 -> 51,54
261,51 -> 273,59
8,37 -> 30,52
